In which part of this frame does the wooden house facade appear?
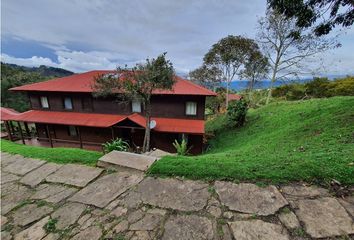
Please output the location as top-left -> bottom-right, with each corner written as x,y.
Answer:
4,71 -> 216,154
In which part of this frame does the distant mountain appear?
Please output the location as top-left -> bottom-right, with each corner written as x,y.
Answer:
229,75 -> 352,91
1,62 -> 74,77
1,63 -> 74,112
229,79 -> 313,91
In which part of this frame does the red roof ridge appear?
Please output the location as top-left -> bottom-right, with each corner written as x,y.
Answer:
177,76 -> 217,96
10,70 -> 216,96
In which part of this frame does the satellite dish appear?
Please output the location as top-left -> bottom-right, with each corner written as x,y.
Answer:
149,120 -> 157,129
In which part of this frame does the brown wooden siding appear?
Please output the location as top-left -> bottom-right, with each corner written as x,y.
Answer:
28,92 -> 206,119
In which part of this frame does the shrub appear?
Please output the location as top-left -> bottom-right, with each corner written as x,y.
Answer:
102,138 -> 130,153
272,76 -> 354,100
172,138 -> 190,156
227,98 -> 248,127
328,76 -> 354,96
272,83 -> 306,100
305,77 -> 330,98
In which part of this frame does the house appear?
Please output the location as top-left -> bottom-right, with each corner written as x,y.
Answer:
227,93 -> 243,102
4,70 -> 216,154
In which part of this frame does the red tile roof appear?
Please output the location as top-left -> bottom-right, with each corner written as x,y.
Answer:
153,117 -> 204,134
12,110 -> 127,128
227,93 -> 242,101
10,70 -> 216,96
0,107 -> 20,121
128,113 -> 205,134
6,110 -> 205,134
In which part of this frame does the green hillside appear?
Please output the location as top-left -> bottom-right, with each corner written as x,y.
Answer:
148,97 -> 354,185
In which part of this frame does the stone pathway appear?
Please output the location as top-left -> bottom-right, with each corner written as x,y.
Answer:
1,152 -> 353,240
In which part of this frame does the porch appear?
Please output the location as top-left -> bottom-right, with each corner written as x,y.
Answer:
0,108 -> 205,154
14,138 -> 103,152
2,121 -> 145,153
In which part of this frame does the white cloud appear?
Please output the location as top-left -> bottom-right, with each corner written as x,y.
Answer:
1,50 -> 190,74
2,0 -> 353,75
1,0 -> 266,72
1,51 -> 120,73
1,54 -> 58,68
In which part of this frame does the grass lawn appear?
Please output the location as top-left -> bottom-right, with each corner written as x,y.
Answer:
1,140 -> 102,166
148,96 -> 354,185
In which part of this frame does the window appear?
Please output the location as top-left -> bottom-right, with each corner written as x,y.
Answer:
68,126 -> 77,136
132,100 -> 142,113
40,96 -> 49,109
63,97 -> 73,110
185,102 -> 197,115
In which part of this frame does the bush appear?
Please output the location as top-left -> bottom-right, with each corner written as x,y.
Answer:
227,98 -> 248,127
272,83 -> 306,100
102,138 -> 130,153
272,76 -> 354,100
172,138 -> 190,156
327,76 -> 354,96
305,77 -> 330,98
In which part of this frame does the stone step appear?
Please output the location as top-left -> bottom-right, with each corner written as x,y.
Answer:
97,151 -> 158,172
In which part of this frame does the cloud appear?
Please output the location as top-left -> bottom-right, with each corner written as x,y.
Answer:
1,51 -> 121,73
1,54 -> 58,68
1,0 -> 353,75
1,50 -> 190,74
1,0 -> 266,72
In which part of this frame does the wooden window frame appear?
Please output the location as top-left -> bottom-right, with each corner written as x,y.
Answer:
63,97 -> 74,110
185,101 -> 197,116
131,99 -> 142,113
39,96 -> 50,109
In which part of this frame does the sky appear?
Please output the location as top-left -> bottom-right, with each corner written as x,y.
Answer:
1,0 -> 354,76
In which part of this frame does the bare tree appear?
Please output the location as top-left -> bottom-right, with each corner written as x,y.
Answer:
257,11 -> 337,104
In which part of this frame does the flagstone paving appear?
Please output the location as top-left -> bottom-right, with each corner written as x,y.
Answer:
1,152 -> 353,239
3,157 -> 45,176
45,164 -> 103,187
215,181 -> 288,216
20,163 -> 62,187
1,172 -> 21,184
31,184 -> 78,203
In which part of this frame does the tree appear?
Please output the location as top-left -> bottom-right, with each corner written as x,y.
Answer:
93,53 -> 175,152
242,51 -> 269,92
257,11 -> 336,104
268,0 -> 353,36
203,35 -> 262,108
1,65 -> 45,112
189,65 -> 222,90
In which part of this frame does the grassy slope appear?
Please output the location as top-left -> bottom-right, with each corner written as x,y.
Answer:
1,140 -> 102,166
149,96 -> 354,185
